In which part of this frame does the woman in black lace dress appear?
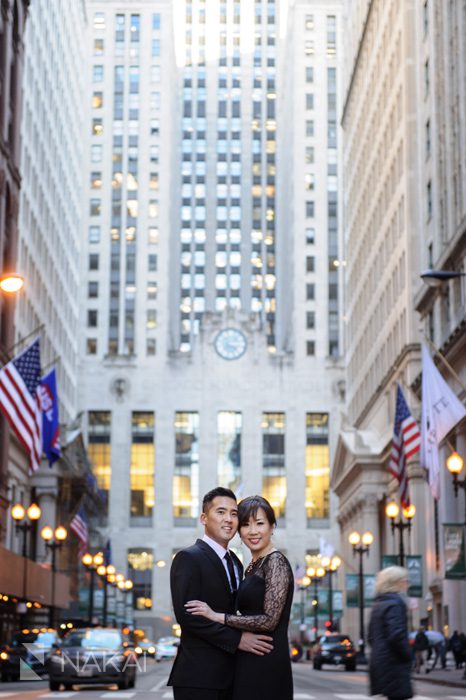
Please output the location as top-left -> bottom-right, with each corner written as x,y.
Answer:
185,495 -> 294,700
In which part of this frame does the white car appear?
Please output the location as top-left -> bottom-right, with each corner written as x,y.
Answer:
155,636 -> 179,662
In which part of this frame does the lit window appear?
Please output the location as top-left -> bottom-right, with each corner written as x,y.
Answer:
94,12 -> 105,29
305,414 -> 329,519
92,92 -> 103,109
94,38 -> 104,55
146,310 -> 157,329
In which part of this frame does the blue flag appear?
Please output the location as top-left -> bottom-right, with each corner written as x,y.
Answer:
38,368 -> 61,466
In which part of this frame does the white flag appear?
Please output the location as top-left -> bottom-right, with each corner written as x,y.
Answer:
421,345 -> 466,499
319,536 -> 335,558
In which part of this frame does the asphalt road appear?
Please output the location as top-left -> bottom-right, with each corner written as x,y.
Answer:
0,660 -> 464,699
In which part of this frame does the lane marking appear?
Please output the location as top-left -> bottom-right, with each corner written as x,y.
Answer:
101,694 -> 135,699
294,694 -> 315,699
150,678 -> 170,691
334,695 -> 368,699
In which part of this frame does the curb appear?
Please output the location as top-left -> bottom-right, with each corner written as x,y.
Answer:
413,673 -> 466,689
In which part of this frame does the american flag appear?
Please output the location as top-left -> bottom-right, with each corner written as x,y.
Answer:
0,339 -> 42,474
70,507 -> 89,558
388,384 -> 421,508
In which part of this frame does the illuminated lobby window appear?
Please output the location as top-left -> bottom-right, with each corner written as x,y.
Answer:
130,412 -> 155,524
305,413 -> 330,521
88,411 -> 111,513
262,412 -> 286,519
173,412 -> 199,521
217,412 -> 242,491
128,548 -> 154,610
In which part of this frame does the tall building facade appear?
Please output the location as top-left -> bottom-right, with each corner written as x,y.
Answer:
82,0 -> 344,639
0,0 -> 29,536
334,0 -> 466,643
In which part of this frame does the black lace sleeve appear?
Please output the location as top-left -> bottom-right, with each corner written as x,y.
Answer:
225,552 -> 292,632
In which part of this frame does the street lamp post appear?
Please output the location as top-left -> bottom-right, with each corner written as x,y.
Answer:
11,503 -> 42,615
40,525 -> 68,627
385,501 -> 416,566
420,269 -> 466,287
446,452 -> 466,525
297,575 -> 311,643
82,552 -> 104,625
306,566 -> 326,641
97,564 -> 116,627
321,555 -> 342,629
348,531 -> 373,657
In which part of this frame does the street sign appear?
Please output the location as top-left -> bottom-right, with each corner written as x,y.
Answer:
444,523 -> 466,579
381,554 -> 423,597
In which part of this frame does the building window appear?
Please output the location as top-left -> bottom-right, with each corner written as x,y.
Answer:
86,339 -> 97,354
306,283 -> 315,300
173,412 -> 199,520
305,67 -> 314,83
92,92 -> 103,109
305,413 -> 329,520
87,310 -> 98,327
425,119 -> 431,159
93,65 -> 104,82
424,59 -> 429,96
306,256 -> 315,272
146,338 -> 156,355
306,340 -> 315,356
305,120 -> 314,137
427,180 -> 432,219
94,38 -> 104,55
128,549 -> 154,610
88,281 -> 99,298
148,254 -> 157,272
306,228 -> 315,244
88,411 -> 111,513
217,412 -> 241,491
89,253 -> 99,270
146,310 -> 157,329
90,199 -> 101,216
306,201 -> 315,218
91,171 -> 102,188
306,311 -> 315,329
262,413 -> 286,519
130,412 -> 155,522
89,226 -> 100,243
306,94 -> 314,110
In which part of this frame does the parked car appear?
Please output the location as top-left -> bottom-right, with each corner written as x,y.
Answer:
155,636 -> 179,662
135,639 -> 156,658
47,627 -> 137,691
313,634 -> 357,671
0,628 -> 59,682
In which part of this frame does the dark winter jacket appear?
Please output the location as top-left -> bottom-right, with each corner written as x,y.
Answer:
368,592 -> 413,699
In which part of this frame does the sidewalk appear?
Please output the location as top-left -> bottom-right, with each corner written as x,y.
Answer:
413,666 -> 466,689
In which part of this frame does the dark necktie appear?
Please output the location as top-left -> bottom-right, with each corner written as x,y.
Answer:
224,552 -> 237,593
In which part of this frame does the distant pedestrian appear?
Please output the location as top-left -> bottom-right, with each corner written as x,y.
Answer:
426,637 -> 446,672
413,628 -> 429,673
368,566 -> 413,700
450,631 -> 463,668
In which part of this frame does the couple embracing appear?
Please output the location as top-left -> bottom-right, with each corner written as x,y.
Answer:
168,487 -> 294,700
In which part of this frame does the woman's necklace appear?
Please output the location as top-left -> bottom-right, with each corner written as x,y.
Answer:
246,546 -> 277,573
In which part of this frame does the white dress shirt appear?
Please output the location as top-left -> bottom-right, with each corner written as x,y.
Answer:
202,534 -> 240,590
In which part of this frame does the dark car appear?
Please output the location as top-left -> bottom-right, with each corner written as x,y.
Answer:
313,634 -> 357,671
47,627 -> 137,691
134,639 -> 156,658
0,629 -> 59,682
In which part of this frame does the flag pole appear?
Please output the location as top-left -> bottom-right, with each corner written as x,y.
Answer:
7,324 -> 45,357
422,333 -> 466,395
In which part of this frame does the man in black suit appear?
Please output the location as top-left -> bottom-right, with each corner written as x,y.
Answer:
168,486 -> 273,699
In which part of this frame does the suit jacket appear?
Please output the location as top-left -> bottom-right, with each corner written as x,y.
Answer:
168,539 -> 244,689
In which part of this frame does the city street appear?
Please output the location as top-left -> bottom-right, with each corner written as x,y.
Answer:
0,661 -> 465,700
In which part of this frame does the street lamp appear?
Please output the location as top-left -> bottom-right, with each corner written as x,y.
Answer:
296,575 -> 311,643
82,551 -> 104,625
348,530 -> 373,657
0,273 -> 24,294
97,564 -> 116,627
41,525 -> 68,627
306,566 -> 326,641
446,451 -> 466,524
420,269 -> 466,288
11,503 -> 42,615
321,555 -> 342,629
385,500 -> 416,566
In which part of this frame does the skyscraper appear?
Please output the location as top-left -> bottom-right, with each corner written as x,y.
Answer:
83,0 -> 343,638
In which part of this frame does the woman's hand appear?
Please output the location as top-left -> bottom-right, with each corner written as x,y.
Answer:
185,600 -> 224,624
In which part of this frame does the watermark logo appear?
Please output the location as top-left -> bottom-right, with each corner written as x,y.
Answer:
19,644 -> 44,681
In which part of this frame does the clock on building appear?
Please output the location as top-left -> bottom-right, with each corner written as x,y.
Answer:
214,328 -> 247,361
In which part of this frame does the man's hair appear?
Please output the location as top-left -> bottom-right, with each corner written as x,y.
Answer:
202,486 -> 237,513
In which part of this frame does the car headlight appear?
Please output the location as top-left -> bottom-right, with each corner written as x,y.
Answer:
135,646 -> 142,654
0,652 -> 9,661
148,646 -> 155,654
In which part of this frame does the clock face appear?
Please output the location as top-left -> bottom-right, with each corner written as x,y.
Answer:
214,328 -> 247,361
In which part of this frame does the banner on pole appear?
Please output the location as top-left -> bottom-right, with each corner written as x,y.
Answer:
345,574 -> 375,608
444,524 -> 466,579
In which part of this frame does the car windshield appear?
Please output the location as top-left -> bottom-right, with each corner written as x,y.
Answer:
12,631 -> 56,647
61,630 -> 122,650
157,637 -> 178,645
323,635 -> 352,645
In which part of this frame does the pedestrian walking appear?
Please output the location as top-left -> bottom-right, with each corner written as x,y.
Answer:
426,637 -> 446,672
368,566 -> 413,700
413,627 -> 429,673
450,630 -> 463,669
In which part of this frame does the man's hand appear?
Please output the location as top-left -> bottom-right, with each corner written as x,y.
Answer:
238,631 -> 273,656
